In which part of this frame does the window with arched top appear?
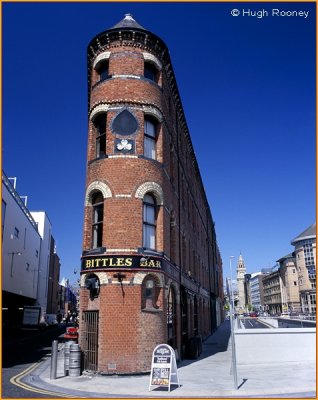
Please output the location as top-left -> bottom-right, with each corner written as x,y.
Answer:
97,61 -> 109,82
194,296 -> 198,336
141,275 -> 160,310
143,194 -> 156,250
144,117 -> 157,160
91,192 -> 104,249
167,285 -> 177,348
144,62 -> 158,82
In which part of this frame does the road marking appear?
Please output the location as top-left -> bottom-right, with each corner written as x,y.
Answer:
248,320 -> 253,327
10,360 -> 80,398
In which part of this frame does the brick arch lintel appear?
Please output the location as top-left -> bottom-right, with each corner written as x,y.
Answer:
165,279 -> 180,304
89,102 -> 163,122
133,271 -> 164,287
142,105 -> 163,122
80,271 -> 109,287
135,182 -> 164,205
93,51 -> 111,69
142,52 -> 162,71
85,181 -> 112,205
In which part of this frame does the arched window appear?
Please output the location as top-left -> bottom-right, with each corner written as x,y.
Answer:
170,212 -> 176,262
143,194 -> 156,250
97,61 -> 109,82
144,276 -> 155,308
144,62 -> 158,82
92,192 -> 104,248
93,114 -> 106,158
181,286 -> 188,356
141,275 -> 161,310
167,286 -> 177,348
144,118 -> 157,160
194,296 -> 198,336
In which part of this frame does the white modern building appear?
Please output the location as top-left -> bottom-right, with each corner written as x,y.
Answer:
30,211 -> 53,319
2,171 -> 60,330
2,173 -> 41,329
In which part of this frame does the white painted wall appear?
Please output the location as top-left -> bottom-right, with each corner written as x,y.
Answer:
259,317 -> 279,327
235,328 -> 316,364
30,211 -> 52,316
2,180 -> 41,299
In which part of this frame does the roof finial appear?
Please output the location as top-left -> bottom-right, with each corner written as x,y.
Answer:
110,13 -> 145,30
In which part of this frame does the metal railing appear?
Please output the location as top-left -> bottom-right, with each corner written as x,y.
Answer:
82,310 -> 99,372
2,172 -> 38,230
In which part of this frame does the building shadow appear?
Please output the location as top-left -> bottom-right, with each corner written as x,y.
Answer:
178,319 -> 232,369
2,325 -> 65,368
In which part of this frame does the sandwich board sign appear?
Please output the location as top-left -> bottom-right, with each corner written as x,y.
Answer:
149,344 -> 180,392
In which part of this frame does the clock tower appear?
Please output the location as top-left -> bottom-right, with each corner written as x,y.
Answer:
237,253 -> 246,311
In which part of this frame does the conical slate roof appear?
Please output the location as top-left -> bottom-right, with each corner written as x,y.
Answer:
110,14 -> 146,30
276,253 -> 294,263
291,223 -> 316,245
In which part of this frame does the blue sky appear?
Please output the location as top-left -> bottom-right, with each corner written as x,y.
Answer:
3,2 -> 316,284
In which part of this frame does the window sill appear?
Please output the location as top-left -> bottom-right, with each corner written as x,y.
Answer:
142,307 -> 162,313
140,76 -> 162,89
92,76 -> 112,90
88,155 -> 108,165
82,247 -> 106,256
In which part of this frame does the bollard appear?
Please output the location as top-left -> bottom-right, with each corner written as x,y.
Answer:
64,340 -> 74,376
69,343 -> 81,377
50,340 -> 58,380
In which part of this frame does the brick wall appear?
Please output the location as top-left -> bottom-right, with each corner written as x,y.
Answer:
79,19 -> 222,374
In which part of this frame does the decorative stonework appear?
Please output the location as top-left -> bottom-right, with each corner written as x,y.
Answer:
116,139 -> 133,152
133,271 -> 163,287
106,248 -> 137,253
90,104 -> 111,121
85,181 -> 112,205
93,51 -> 111,69
90,101 -> 164,121
80,271 -> 109,286
165,280 -> 179,300
108,155 -> 137,159
142,52 -> 162,71
142,105 -> 163,122
112,74 -> 140,80
135,182 -> 164,205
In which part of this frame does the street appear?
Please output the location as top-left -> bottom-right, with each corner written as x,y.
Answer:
2,325 -> 66,398
240,318 -> 269,329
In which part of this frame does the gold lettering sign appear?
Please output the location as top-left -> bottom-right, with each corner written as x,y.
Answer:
82,256 -> 161,270
140,259 -> 162,268
125,258 -> 132,267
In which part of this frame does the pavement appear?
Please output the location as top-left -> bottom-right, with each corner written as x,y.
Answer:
20,320 -> 316,398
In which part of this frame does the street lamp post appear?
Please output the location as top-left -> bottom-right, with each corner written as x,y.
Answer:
9,251 -> 22,277
229,256 -> 238,390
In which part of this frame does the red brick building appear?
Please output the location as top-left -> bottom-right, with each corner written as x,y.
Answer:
79,14 -> 224,374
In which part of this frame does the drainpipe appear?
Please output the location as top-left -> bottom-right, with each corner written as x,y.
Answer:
175,110 -> 183,357
206,208 -> 213,334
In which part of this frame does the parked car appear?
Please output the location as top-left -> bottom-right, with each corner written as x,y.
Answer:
45,314 -> 58,326
63,325 -> 78,342
249,312 -> 258,317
